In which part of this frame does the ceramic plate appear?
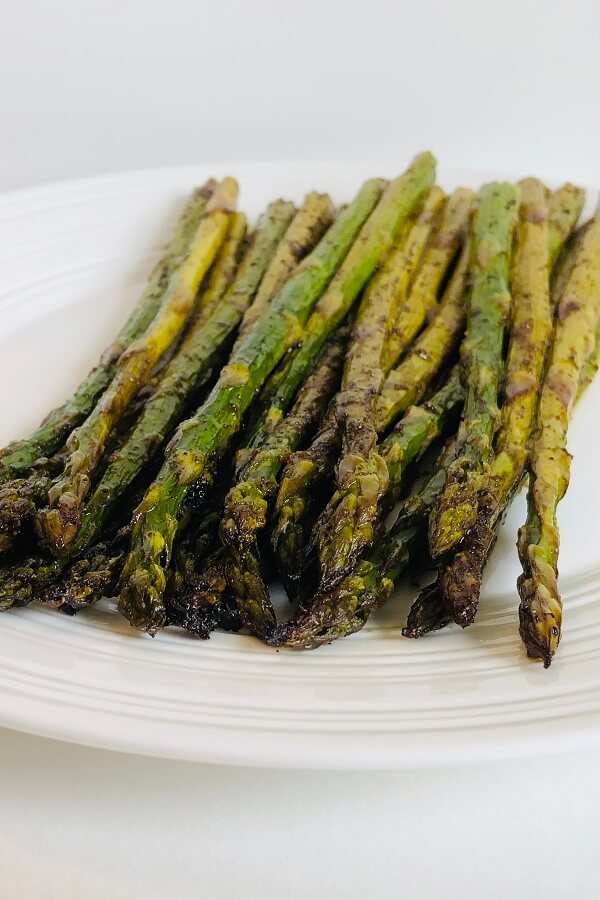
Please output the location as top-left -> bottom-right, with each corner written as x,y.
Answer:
1,161 -> 600,768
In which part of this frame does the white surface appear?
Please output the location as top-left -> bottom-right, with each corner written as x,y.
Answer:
2,0 -> 600,895
3,163 -> 600,770
3,726 -> 600,900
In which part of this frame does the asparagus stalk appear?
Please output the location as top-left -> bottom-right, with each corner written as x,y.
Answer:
402,583 -> 452,639
379,367 -> 464,509
428,183 -> 520,558
439,179 -> 551,626
0,471 -> 51,552
381,188 -> 474,372
42,531 -> 128,612
547,183 -> 585,269
69,199 -> 294,556
271,367 -> 463,604
36,178 -> 239,556
244,153 -> 437,445
577,311 -> 600,398
415,183 -> 585,636
118,172 -> 390,633
234,193 -> 335,343
518,206 -> 600,666
375,237 -> 471,429
193,211 -> 248,328
405,205 -> 600,637
372,299 -> 600,642
220,329 -> 346,636
0,207 -> 247,554
270,441 -> 457,649
313,227 -> 471,591
271,412 -> 341,601
0,181 -> 217,483
167,546 -> 241,638
378,186 -> 446,371
306,198 -> 444,592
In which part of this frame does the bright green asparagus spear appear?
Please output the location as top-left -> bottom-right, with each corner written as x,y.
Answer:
117,171 -> 391,633
243,186 -> 438,451
0,181 -> 217,484
36,178 -> 239,556
244,153 -> 437,445
220,328 -> 346,637
0,205 -> 247,555
518,206 -> 600,666
428,183 -> 520,558
68,200 -> 294,556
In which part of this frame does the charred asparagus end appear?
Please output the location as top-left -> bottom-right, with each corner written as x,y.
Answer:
403,582 -> 451,638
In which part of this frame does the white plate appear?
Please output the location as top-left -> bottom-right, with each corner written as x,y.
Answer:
1,161 -> 600,769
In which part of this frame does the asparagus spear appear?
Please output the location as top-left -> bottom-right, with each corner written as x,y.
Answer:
220,329 -> 346,636
409,190 -> 588,638
36,178 -> 238,556
376,185 -> 446,369
314,227 -> 471,591
305,196 -> 445,591
270,441 -> 457,649
271,412 -> 340,601
0,181 -> 217,484
381,188 -> 474,372
42,531 -> 128,612
0,207 -> 248,554
402,583 -> 452,639
0,471 -> 51,552
272,367 -> 463,604
193,211 -> 248,328
118,171 -> 390,633
547,183 -> 585,269
518,206 -> 600,666
428,183 -> 520,558
234,193 -> 335,343
379,367 -> 464,508
167,546 -> 241,638
244,153 -> 437,445
577,311 -> 600,398
67,200 -> 294,556
439,178 -> 551,626
375,237 -> 471,428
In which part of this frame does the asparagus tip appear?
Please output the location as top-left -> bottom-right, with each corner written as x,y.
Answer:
518,575 -> 561,668
118,570 -> 167,636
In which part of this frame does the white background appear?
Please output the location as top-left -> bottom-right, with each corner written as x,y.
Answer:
2,0 -> 600,897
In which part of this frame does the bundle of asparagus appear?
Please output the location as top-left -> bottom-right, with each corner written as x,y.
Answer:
0,153 -> 598,669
